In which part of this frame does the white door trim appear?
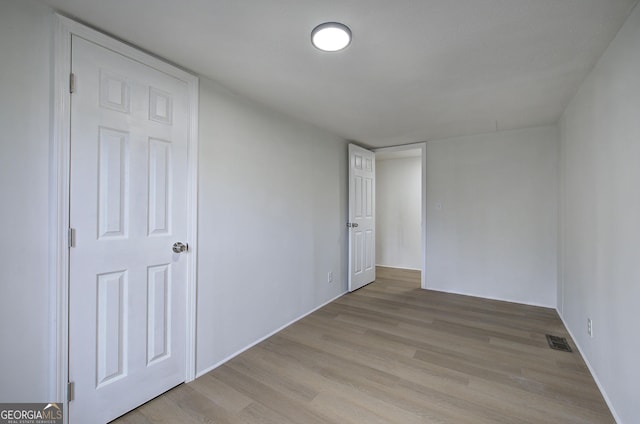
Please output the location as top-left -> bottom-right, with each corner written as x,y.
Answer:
50,15 -> 199,414
373,142 -> 427,289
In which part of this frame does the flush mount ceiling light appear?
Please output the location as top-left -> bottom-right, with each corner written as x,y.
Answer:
311,22 -> 352,52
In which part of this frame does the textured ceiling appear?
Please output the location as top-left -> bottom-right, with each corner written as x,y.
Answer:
41,0 -> 638,147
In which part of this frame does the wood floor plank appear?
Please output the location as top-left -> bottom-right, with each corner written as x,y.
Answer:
237,401 -> 297,424
163,383 -> 238,424
213,364 -> 334,424
376,266 -> 421,285
112,278 -> 615,424
188,373 -> 253,414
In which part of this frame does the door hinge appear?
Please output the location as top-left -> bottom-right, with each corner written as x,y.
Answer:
68,228 -> 75,248
69,73 -> 76,94
67,381 -> 75,402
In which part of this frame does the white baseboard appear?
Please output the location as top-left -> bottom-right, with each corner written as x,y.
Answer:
423,287 -> 555,309
195,291 -> 347,379
375,264 -> 422,271
557,311 -> 622,424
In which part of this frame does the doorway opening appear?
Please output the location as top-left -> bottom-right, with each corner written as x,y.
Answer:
374,144 -> 426,289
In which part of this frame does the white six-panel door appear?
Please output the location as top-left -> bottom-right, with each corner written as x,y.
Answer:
69,35 -> 189,423
348,144 -> 376,291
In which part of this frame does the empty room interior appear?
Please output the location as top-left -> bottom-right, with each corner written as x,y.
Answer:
1,0 -> 640,423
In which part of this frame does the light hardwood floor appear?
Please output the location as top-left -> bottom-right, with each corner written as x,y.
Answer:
376,266 -> 421,285
114,275 -> 614,424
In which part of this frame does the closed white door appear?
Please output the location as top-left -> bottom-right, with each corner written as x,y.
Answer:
348,144 -> 376,291
69,35 -> 189,423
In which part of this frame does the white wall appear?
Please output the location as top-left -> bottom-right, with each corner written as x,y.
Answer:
426,126 -> 558,307
0,0 -> 54,401
376,156 -> 422,269
196,78 -> 348,374
559,3 -> 640,422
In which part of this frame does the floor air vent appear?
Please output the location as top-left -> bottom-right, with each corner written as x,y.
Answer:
546,334 -> 572,352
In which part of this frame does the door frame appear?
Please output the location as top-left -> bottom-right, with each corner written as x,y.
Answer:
50,15 -> 199,413
373,142 -> 427,289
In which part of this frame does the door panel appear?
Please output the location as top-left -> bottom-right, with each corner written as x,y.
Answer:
95,270 -> 127,388
97,127 -> 129,239
146,264 -> 171,365
348,144 -> 376,291
148,139 -> 171,235
69,35 -> 189,424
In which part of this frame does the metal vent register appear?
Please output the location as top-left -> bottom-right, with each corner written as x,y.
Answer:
546,334 -> 573,352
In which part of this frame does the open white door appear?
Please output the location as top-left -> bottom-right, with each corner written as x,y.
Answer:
68,35 -> 190,423
348,144 -> 376,291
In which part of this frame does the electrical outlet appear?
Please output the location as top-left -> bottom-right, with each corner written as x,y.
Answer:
587,318 -> 593,338
328,271 -> 333,283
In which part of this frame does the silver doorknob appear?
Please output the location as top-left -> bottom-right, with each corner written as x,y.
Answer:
172,242 -> 188,253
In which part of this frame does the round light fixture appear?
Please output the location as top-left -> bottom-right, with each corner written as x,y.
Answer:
311,22 -> 352,52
